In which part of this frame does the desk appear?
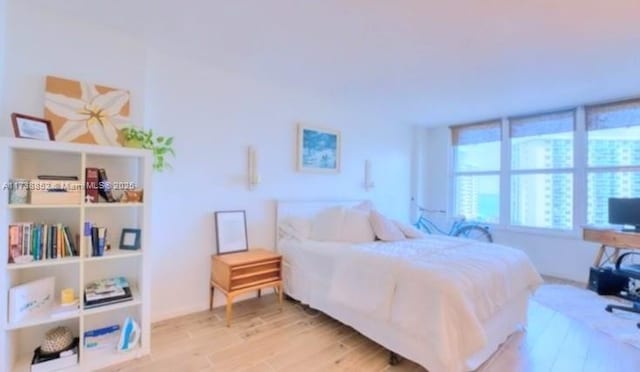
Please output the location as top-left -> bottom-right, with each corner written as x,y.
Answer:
583,227 -> 640,266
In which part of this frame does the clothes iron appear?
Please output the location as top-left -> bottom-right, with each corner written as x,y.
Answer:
117,317 -> 140,352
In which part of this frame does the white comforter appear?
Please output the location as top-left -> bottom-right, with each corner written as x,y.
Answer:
288,235 -> 542,371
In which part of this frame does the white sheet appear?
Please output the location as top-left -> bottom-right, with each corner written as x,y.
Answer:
280,235 -> 542,372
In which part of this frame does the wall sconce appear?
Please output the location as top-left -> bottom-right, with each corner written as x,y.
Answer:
364,159 -> 375,191
248,146 -> 260,190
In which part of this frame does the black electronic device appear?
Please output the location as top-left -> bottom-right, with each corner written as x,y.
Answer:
608,198 -> 640,232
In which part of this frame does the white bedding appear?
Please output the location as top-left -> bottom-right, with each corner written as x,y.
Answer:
280,235 -> 542,372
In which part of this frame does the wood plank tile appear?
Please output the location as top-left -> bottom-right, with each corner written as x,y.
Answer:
108,286 -> 640,372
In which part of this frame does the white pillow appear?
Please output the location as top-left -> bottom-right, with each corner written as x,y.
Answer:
369,210 -> 405,241
279,217 -> 311,240
394,220 -> 427,239
340,207 -> 376,243
310,206 -> 346,241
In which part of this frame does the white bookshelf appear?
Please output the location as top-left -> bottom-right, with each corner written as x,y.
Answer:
0,138 -> 152,372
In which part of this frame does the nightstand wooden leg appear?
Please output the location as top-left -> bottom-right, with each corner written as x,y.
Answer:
209,286 -> 214,310
226,295 -> 233,327
257,289 -> 261,298
278,283 -> 283,307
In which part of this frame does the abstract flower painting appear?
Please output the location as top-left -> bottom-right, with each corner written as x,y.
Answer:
45,76 -> 131,146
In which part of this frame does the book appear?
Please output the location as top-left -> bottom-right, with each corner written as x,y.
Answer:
84,325 -> 120,350
8,224 -> 21,263
37,175 -> 79,181
84,277 -> 132,308
85,277 -> 129,301
85,167 -> 100,203
97,168 -> 117,202
63,226 -> 78,256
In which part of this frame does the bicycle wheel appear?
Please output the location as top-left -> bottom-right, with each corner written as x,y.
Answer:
454,225 -> 493,243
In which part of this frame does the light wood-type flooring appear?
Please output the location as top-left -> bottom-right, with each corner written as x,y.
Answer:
104,285 -> 640,372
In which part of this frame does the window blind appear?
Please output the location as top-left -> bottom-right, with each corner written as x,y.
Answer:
509,110 -> 575,138
450,120 -> 501,146
586,98 -> 640,131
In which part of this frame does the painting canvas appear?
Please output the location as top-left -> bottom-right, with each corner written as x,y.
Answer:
8,276 -> 55,324
44,75 -> 131,146
297,125 -> 341,172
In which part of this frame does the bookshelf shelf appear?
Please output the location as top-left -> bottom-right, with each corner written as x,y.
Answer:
84,249 -> 142,262
8,204 -> 81,209
4,308 -> 80,331
6,256 -> 81,270
82,288 -> 142,316
83,202 -> 144,208
82,345 -> 144,371
1,138 -> 152,372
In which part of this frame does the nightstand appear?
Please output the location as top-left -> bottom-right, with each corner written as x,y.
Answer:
210,248 -> 283,326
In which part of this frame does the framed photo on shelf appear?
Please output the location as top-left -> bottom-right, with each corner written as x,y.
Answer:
119,228 -> 141,250
214,210 -> 248,255
297,124 -> 341,173
11,113 -> 55,141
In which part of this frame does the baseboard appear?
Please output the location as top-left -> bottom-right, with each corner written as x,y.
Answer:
151,289 -> 276,323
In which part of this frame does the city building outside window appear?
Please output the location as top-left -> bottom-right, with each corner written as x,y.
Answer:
586,99 -> 640,225
509,110 -> 575,229
451,121 -> 501,223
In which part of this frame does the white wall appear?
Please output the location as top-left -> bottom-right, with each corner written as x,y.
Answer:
0,1 -> 413,321
0,0 -> 6,122
421,126 -> 598,283
144,49 -> 412,320
0,1 -> 146,136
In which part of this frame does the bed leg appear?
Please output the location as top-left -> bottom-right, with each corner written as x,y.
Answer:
389,351 -> 400,366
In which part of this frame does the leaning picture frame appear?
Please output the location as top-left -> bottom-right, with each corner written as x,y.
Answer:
297,124 -> 341,173
214,210 -> 249,255
119,228 -> 141,250
11,113 -> 55,141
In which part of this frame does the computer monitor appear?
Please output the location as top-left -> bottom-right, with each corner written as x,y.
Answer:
608,198 -> 640,232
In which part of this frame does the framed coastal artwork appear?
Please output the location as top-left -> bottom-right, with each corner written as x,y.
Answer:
297,124 -> 341,172
44,75 -> 130,146
8,276 -> 55,324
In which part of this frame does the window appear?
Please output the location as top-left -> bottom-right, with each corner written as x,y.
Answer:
451,121 -> 501,223
586,99 -> 640,225
509,111 -> 575,229
446,96 -> 640,233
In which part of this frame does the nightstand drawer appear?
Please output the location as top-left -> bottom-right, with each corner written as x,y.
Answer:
232,259 -> 281,276
231,275 -> 280,291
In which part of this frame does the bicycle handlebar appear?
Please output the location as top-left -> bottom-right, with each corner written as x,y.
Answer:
417,206 -> 447,214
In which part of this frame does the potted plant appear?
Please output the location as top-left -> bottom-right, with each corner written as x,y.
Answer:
122,127 -> 175,172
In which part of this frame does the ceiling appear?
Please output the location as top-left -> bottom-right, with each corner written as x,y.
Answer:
25,0 -> 640,126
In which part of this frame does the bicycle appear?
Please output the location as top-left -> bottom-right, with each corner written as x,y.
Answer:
414,206 -> 493,243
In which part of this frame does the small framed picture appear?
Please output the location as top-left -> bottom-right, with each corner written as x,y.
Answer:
215,210 -> 248,255
11,113 -> 55,141
119,228 -> 141,250
297,124 -> 341,173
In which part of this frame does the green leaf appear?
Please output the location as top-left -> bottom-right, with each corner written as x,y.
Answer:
157,136 -> 165,143
165,137 -> 174,146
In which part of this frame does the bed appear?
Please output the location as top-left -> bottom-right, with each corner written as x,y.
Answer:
276,200 -> 543,372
